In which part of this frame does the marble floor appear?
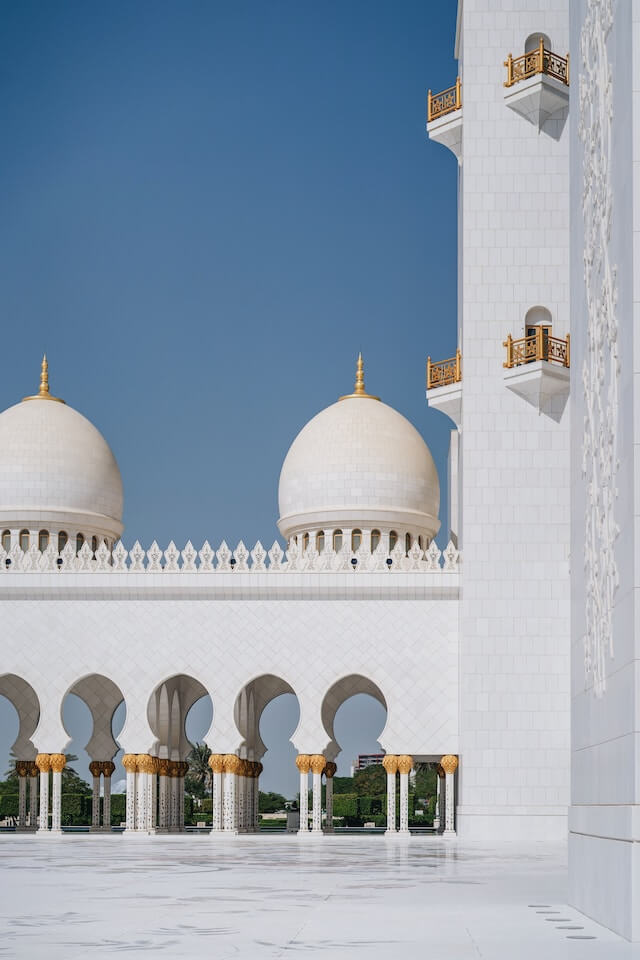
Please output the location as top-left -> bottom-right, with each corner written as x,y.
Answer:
0,835 -> 638,958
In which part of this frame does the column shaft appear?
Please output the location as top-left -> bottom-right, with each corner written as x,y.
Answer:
211,771 -> 223,832
298,770 -> 309,833
222,771 -> 237,832
385,772 -> 396,834
29,775 -> 38,829
38,771 -> 49,832
325,778 -> 334,833
311,772 -> 322,833
125,771 -> 136,831
444,772 -> 455,835
18,776 -> 27,829
51,770 -> 62,833
103,775 -> 112,830
158,775 -> 169,829
399,772 -> 409,834
91,776 -> 101,829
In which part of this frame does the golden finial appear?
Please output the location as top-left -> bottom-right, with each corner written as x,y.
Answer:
23,354 -> 65,404
339,352 -> 380,401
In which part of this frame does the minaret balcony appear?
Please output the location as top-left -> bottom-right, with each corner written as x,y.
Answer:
426,350 -> 461,427
503,330 -> 570,409
426,79 -> 462,161
503,39 -> 569,126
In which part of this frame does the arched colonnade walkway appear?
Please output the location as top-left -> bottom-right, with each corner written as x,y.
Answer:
0,670 -> 460,837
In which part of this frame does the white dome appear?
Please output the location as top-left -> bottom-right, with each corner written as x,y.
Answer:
278,365 -> 440,542
0,365 -> 123,541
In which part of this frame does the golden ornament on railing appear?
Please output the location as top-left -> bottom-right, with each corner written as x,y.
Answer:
504,37 -> 569,88
503,330 -> 570,369
426,348 -> 461,389
427,77 -> 462,122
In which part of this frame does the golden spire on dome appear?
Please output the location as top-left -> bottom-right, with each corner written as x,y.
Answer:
22,354 -> 65,404
339,352 -> 380,401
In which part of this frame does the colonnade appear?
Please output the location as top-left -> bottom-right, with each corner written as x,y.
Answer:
15,761 -> 38,830
122,754 -> 190,833
207,755 -> 263,835
88,761 -> 115,830
12,751 -> 458,838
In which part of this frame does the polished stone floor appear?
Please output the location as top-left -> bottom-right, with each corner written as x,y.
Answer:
0,835 -> 638,958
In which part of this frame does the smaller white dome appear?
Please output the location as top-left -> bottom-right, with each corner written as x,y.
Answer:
278,357 -> 440,543
0,358 -> 123,541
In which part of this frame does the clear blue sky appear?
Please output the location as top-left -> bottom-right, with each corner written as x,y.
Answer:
0,1 -> 458,797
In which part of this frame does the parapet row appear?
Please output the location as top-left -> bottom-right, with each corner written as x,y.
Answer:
0,536 -> 459,573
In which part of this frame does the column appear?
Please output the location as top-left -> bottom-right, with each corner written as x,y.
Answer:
324,761 -> 336,834
16,762 -> 29,830
122,754 -> 138,832
222,754 -> 240,833
135,754 -> 148,832
157,759 -> 170,831
237,760 -> 246,832
89,761 -> 102,831
254,762 -> 262,832
244,762 -> 254,832
29,763 -> 38,829
434,765 -> 443,832
168,762 -> 180,831
397,755 -> 413,836
295,754 -> 310,835
178,761 -> 187,830
208,754 -> 224,834
310,754 -> 325,837
36,754 -> 50,833
50,753 -> 66,834
146,757 -> 157,833
382,755 -> 398,835
102,761 -> 115,831
441,754 -> 458,837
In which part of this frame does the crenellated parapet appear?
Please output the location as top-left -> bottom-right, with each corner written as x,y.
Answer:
0,536 -> 459,574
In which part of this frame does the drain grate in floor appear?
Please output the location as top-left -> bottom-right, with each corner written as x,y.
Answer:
566,935 -> 597,940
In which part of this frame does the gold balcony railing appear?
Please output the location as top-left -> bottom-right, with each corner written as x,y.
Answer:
427,77 -> 462,122
427,349 -> 462,389
503,330 -> 570,369
504,37 -> 569,88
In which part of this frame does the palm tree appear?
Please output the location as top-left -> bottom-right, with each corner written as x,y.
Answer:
186,742 -> 212,797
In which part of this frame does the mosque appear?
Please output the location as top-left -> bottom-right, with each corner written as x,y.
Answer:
2,0 -> 640,943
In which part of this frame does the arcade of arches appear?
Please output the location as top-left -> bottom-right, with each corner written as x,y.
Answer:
1,671 -> 460,838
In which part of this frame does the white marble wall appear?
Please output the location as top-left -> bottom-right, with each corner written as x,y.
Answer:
455,0 -> 571,842
568,0 -> 640,940
0,576 -> 459,761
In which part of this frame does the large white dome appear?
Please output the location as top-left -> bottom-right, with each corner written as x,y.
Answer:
0,360 -> 123,541
278,358 -> 440,544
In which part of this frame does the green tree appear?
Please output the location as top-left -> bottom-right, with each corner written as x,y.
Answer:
185,742 -> 212,798
353,764 -> 386,796
62,755 -> 91,794
258,791 -> 287,813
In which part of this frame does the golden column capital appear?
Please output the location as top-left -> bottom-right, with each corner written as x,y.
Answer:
310,754 -> 326,775
122,754 -> 138,773
223,754 -> 241,774
441,754 -> 458,775
208,754 -> 224,774
324,761 -> 337,779
157,758 -> 170,777
167,761 -> 181,778
102,761 -> 115,778
49,753 -> 66,773
15,761 -> 30,778
136,753 -> 154,774
178,760 -> 189,777
382,755 -> 398,775
28,761 -> 39,778
35,753 -> 51,773
256,761 -> 263,777
89,761 -> 103,778
397,755 -> 413,775
295,754 -> 311,774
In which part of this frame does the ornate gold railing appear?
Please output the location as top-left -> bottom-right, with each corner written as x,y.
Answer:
427,349 -> 461,389
427,78 -> 461,122
503,330 -> 570,369
504,37 -> 569,88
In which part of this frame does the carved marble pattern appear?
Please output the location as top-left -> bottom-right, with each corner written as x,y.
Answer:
579,0 -> 618,696
0,538 -> 459,573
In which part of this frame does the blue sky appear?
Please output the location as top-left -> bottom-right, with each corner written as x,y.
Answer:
0,1 -> 458,797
